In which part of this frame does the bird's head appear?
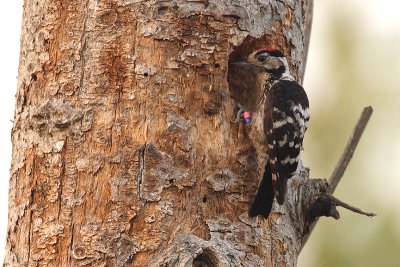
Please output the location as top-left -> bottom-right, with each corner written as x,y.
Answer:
231,48 -> 292,81
228,48 -> 293,110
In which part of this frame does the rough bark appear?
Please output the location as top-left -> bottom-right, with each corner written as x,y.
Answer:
5,1 -> 317,266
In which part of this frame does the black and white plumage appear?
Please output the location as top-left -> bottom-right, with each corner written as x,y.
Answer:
228,48 -> 310,218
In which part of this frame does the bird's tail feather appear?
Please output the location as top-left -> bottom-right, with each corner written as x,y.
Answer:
248,163 -> 274,218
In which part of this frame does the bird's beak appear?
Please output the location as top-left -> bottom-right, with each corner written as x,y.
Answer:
229,61 -> 251,67
229,61 -> 265,74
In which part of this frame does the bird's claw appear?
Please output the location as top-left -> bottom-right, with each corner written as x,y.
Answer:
232,102 -> 245,124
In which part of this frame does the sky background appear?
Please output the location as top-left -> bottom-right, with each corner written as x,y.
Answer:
1,0 -> 400,265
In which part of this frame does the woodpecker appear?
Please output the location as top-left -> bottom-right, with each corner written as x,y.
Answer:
228,48 -> 310,218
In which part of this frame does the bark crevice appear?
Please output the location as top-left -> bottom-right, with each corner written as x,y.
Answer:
136,143 -> 146,200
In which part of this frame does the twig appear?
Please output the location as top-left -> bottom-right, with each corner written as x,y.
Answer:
329,195 -> 376,217
328,106 -> 373,193
301,106 -> 374,250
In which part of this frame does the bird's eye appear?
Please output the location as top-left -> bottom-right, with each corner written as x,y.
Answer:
258,55 -> 267,62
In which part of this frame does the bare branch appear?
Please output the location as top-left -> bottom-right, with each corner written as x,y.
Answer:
329,195 -> 376,217
301,106 -> 374,251
328,106 -> 373,193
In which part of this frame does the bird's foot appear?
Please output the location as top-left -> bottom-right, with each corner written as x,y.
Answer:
232,102 -> 245,124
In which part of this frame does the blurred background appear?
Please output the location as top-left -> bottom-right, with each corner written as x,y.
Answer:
0,0 -> 22,264
300,0 -> 400,266
0,0 -> 399,265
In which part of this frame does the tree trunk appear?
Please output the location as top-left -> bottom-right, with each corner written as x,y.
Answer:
5,0 -> 316,266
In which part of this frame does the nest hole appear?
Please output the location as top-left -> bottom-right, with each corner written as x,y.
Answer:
192,249 -> 217,267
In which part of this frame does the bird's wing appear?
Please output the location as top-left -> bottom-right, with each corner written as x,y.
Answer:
266,80 -> 309,205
